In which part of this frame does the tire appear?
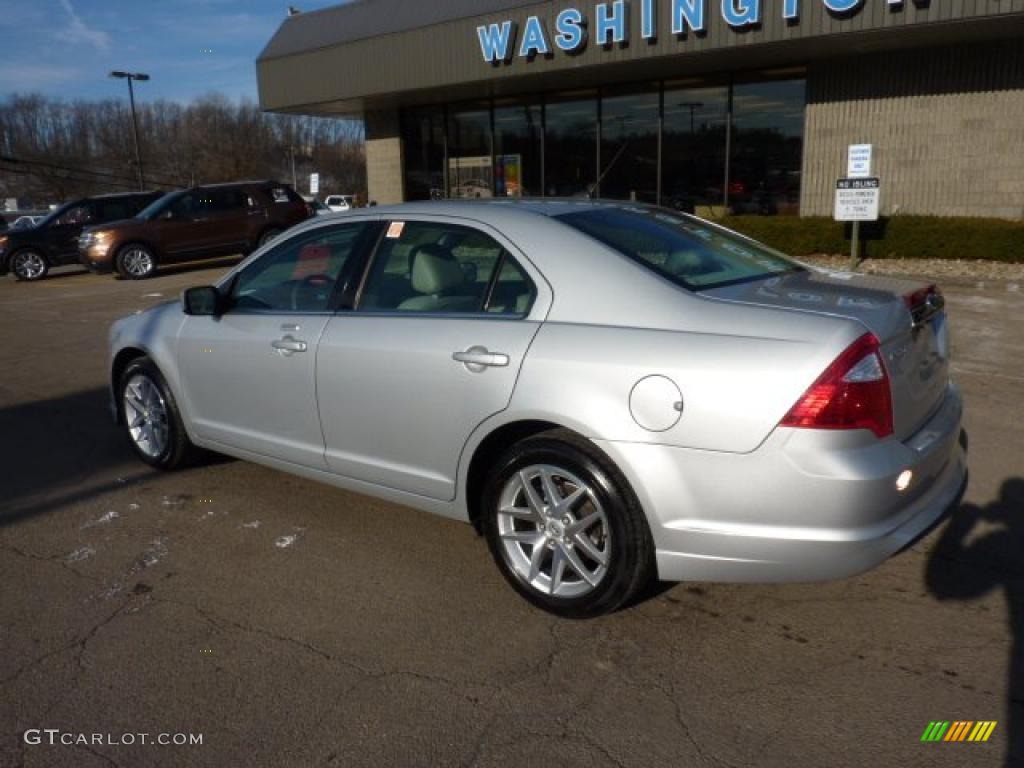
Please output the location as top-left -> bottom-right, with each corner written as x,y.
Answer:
258,228 -> 282,248
481,429 -> 655,618
116,243 -> 157,280
10,250 -> 49,281
118,357 -> 200,470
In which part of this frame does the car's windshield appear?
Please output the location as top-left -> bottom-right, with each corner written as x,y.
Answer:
556,206 -> 803,291
136,191 -> 183,220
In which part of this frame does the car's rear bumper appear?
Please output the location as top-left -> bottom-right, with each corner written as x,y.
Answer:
595,382 -> 967,583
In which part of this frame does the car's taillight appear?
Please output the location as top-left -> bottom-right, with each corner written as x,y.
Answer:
780,332 -> 893,439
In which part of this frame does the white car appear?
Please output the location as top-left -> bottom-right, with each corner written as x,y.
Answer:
324,195 -> 354,212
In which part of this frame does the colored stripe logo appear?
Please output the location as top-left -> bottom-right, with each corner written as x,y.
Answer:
921,721 -> 997,742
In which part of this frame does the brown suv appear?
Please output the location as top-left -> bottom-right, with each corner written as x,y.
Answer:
79,181 -> 311,279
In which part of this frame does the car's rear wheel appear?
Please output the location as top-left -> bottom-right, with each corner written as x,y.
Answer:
119,357 -> 199,470
116,244 -> 156,279
482,429 -> 654,618
11,250 -> 49,281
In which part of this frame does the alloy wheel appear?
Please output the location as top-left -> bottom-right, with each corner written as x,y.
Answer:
12,251 -> 46,280
496,464 -> 611,598
123,373 -> 169,458
121,247 -> 154,278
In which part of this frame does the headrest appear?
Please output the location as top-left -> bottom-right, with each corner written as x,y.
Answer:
411,245 -> 463,295
665,249 -> 704,276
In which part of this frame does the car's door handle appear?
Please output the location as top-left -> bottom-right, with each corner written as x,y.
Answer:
272,335 -> 308,355
453,346 -> 509,369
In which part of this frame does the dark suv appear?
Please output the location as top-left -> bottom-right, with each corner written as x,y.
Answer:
0,191 -> 161,281
79,181 -> 311,279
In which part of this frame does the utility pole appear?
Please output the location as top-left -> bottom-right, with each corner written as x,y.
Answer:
109,71 -> 150,190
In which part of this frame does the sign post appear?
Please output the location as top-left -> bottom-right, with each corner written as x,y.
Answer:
309,172 -> 320,196
836,144 -> 877,270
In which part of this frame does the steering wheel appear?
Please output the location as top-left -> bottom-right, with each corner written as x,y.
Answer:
289,273 -> 335,311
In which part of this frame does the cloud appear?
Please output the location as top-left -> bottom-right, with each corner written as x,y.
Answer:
54,0 -> 111,52
0,63 -> 82,89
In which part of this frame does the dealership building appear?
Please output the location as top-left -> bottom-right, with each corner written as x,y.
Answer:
258,0 -> 1024,220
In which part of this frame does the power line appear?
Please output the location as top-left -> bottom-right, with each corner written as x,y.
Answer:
0,154 -> 181,189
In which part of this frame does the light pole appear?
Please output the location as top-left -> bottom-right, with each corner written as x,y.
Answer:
110,71 -> 149,190
678,101 -> 704,135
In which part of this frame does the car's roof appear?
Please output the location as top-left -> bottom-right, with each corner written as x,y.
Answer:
365,198 -> 657,222
89,190 -> 162,200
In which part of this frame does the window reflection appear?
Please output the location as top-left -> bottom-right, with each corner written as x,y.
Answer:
401,106 -> 445,201
544,95 -> 597,197
600,89 -> 659,204
731,80 -> 806,216
493,100 -> 543,198
448,102 -> 493,198
663,85 -> 730,215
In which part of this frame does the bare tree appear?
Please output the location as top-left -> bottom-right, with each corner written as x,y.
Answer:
0,93 -> 366,206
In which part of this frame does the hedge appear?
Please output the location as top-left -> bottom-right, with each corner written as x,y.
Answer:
718,215 -> 1024,263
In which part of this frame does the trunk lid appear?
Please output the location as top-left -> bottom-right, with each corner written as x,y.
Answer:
704,268 -> 950,440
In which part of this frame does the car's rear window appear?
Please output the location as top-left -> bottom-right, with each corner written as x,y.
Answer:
556,206 -> 803,291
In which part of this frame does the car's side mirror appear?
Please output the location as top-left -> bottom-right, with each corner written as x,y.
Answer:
182,286 -> 224,317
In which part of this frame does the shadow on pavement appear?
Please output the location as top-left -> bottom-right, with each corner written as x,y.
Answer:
926,479 -> 1024,767
0,388 -> 148,526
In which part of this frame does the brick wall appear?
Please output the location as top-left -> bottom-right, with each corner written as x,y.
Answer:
365,109 -> 405,205
801,41 -> 1024,220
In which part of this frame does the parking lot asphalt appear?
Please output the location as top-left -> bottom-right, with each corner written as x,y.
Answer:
1,262 -> 1022,768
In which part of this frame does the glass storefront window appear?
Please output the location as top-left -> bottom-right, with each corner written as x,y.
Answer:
730,79 -> 806,216
599,88 -> 659,204
401,106 -> 445,201
448,102 -> 493,198
544,94 -> 598,197
399,77 -> 805,214
493,100 -> 542,198
662,84 -> 730,215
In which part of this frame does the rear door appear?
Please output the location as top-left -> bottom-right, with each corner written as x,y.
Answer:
316,217 -> 548,500
193,188 -> 250,257
176,220 -> 379,467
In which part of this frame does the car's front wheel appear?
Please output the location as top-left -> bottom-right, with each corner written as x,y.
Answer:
482,430 -> 654,618
119,357 -> 199,470
10,250 -> 49,281
116,244 -> 157,279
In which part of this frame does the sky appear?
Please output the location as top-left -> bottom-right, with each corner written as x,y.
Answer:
0,0 -> 343,104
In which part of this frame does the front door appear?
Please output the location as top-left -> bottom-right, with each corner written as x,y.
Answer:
176,219 -> 378,467
45,203 -> 94,265
316,218 -> 544,500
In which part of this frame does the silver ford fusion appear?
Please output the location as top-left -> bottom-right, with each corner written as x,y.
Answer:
108,201 -> 967,617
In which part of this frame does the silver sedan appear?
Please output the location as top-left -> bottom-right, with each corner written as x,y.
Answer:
107,201 -> 967,617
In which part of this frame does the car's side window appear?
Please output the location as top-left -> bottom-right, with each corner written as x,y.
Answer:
486,255 -> 537,315
230,223 -> 370,314
358,221 -> 534,315
209,189 -> 246,214
56,205 -> 93,227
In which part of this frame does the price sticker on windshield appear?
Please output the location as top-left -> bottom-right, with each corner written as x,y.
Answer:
386,221 -> 405,239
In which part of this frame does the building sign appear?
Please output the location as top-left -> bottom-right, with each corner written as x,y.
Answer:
847,144 -> 873,178
478,0 -> 912,63
835,177 -> 880,222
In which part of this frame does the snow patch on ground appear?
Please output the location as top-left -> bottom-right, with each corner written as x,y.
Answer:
67,546 -> 96,562
240,521 -> 261,530
129,537 -> 169,573
82,509 -> 120,529
274,528 -> 306,549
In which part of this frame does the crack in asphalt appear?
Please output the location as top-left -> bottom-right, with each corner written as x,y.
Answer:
153,595 -> 508,698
